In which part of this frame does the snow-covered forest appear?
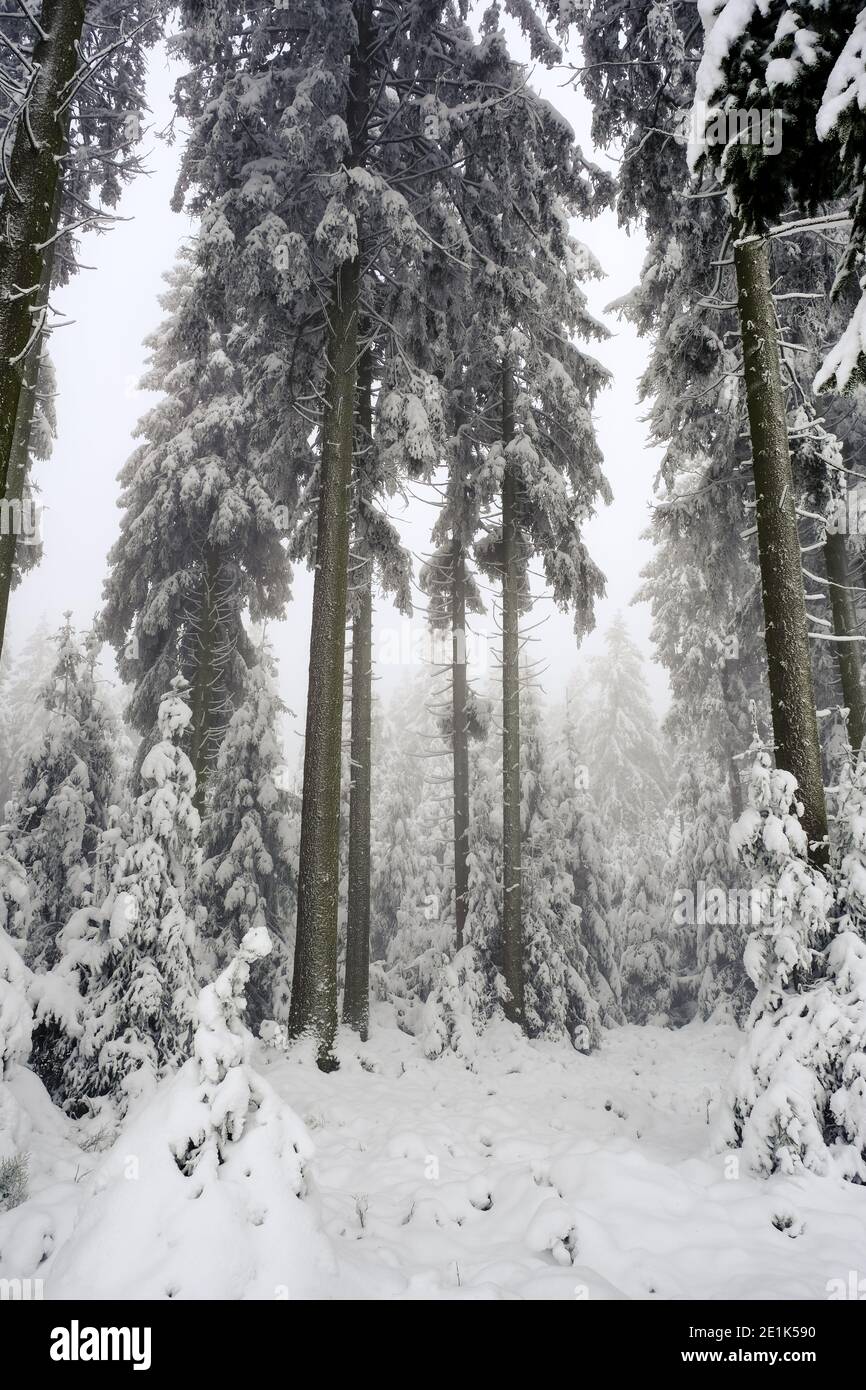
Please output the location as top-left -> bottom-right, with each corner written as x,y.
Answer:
2,0 -> 866,1312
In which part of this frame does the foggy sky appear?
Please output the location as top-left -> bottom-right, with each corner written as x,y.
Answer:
11,26 -> 669,759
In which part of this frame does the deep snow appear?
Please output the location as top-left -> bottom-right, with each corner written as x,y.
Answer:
3,1010 -> 866,1300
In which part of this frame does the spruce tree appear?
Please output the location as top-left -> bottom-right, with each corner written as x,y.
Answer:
102,251 -> 291,807
1,616 -> 116,970
41,676 -> 201,1117
200,649 -> 300,1034
579,616 -> 668,844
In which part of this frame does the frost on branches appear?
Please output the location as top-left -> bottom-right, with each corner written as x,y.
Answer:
37,677 -> 201,1118
421,946 -> 486,1068
0,921 -> 34,1162
719,744 -> 866,1180
200,652 -> 299,1032
1,617 -> 117,970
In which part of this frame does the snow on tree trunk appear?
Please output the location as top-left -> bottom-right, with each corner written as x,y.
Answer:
0,0 -> 86,506
451,544 -> 471,954
0,178 -> 60,664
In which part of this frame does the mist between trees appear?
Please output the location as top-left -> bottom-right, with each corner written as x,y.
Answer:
2,0 -> 866,1305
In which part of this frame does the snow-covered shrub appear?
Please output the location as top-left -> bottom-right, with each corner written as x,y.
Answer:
716,740 -> 866,1181
824,753 -> 866,1178
175,924 -> 309,1175
0,924 -> 32,1081
32,677 -> 201,1117
0,923 -> 35,1165
421,946 -> 485,1067
0,852 -> 30,942
46,926 -> 333,1300
718,748 -> 838,1175
0,618 -> 116,970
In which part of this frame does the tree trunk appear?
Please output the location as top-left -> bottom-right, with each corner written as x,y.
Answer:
289,2 -> 370,1068
726,756 -> 744,821
733,233 -> 828,864
0,351 -> 41,655
0,146 -> 66,664
824,531 -> 866,754
343,567 -> 372,1036
500,364 -> 524,1025
0,0 -> 86,500
343,370 -> 373,1040
289,256 -> 360,1068
451,542 -> 470,953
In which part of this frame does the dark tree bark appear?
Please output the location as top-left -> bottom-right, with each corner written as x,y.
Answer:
733,233 -> 828,863
0,179 -> 62,661
451,541 -> 470,952
0,350 -> 41,654
289,255 -> 360,1067
289,3 -> 370,1069
500,364 -> 524,1025
0,1 -> 87,502
824,531 -> 866,754
343,366 -> 373,1040
343,566 -> 372,1036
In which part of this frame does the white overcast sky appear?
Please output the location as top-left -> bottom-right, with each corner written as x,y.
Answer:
12,24 -> 669,754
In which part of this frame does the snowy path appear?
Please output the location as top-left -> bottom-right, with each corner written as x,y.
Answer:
259,1013 -> 866,1300
5,1013 -> 866,1300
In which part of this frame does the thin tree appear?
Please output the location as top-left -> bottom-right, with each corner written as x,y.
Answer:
824,531 -> 866,753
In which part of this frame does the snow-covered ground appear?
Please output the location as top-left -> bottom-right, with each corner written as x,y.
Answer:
4,1011 -> 866,1300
